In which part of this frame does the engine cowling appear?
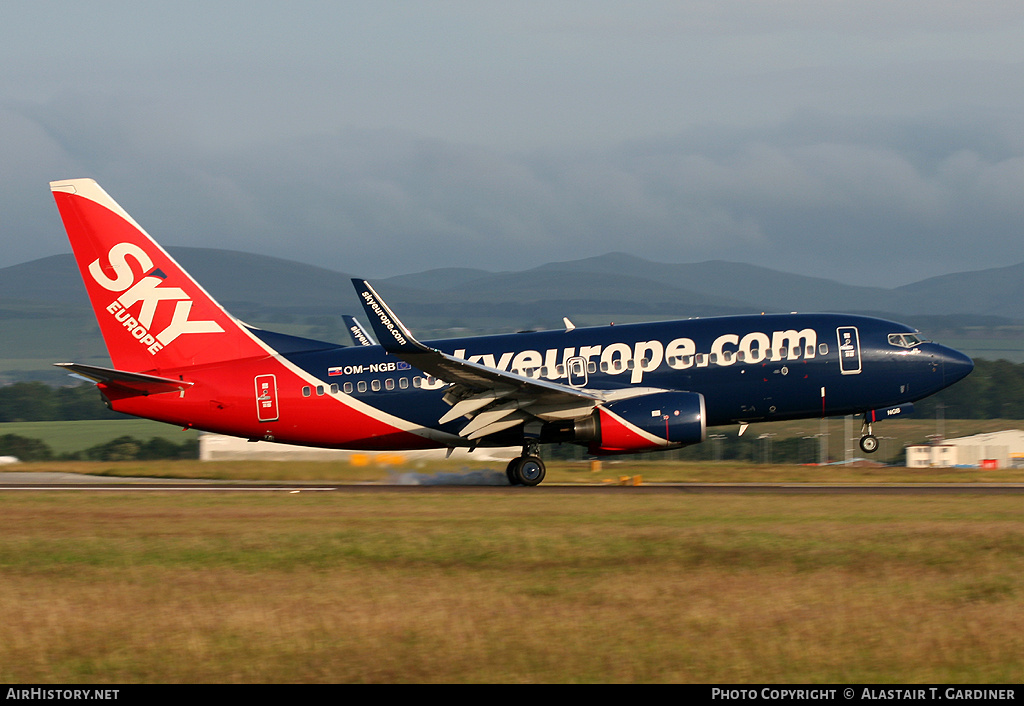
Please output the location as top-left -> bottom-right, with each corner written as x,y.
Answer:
541,390 -> 707,455
589,391 -> 706,455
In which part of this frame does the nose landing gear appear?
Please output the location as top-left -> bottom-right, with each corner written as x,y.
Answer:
860,414 -> 879,453
859,433 -> 879,453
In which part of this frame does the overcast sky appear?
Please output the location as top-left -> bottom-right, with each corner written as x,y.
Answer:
2,1 -> 1023,287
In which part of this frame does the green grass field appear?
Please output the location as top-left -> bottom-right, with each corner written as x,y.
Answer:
1,490 -> 1021,683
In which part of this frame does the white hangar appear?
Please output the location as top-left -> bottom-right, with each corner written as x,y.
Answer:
906,429 -> 1024,469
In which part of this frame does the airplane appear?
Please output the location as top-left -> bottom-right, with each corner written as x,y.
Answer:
49,178 -> 974,486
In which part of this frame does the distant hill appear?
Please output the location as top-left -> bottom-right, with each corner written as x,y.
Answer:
0,248 -> 363,311
2,249 -> 1023,382
6,247 -> 1024,320
895,262 -> 1024,319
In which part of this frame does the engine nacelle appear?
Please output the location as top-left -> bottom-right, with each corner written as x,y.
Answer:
589,390 -> 706,455
539,391 -> 706,454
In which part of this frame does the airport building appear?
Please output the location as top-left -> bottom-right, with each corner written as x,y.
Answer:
906,429 -> 1024,469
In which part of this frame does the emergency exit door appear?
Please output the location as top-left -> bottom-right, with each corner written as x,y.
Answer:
566,356 -> 588,388
837,327 -> 862,375
255,374 -> 280,422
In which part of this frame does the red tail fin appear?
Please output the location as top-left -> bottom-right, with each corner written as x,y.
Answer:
50,179 -> 269,373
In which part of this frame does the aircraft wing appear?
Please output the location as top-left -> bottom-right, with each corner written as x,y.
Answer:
353,279 -> 603,440
54,362 -> 193,396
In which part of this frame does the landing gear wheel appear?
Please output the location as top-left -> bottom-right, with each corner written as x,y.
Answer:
860,434 -> 879,453
510,455 -> 546,487
505,459 -> 521,486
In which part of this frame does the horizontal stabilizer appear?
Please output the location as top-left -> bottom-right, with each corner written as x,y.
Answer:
54,362 -> 193,396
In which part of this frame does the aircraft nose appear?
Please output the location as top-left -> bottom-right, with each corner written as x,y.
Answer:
940,346 -> 974,387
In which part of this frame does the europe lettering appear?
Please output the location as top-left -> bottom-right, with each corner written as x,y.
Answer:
453,328 -> 818,384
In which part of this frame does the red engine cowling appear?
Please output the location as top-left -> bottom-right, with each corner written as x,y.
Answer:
581,391 -> 706,455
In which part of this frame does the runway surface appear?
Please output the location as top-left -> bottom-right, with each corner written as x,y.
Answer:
2,472 -> 1024,494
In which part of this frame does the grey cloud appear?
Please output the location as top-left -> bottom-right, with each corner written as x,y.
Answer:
4,100 -> 1022,289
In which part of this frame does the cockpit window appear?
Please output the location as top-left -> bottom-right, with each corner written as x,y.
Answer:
888,333 -> 926,348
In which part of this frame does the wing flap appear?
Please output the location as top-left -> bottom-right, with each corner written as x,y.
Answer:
464,412 -> 532,441
458,402 -> 525,439
439,390 -> 508,425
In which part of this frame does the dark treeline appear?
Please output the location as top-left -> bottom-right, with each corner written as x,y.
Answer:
5,359 -> 1024,422
0,381 -> 118,422
914,358 -> 1024,419
0,433 -> 198,462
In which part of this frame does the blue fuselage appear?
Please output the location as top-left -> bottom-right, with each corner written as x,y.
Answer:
258,312 -> 973,444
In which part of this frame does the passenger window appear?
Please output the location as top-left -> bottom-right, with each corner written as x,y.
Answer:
316,385 -> 324,396
371,380 -> 381,392
385,378 -> 395,391
399,377 -> 409,389
819,343 -> 828,355
343,382 -> 353,394
330,383 -> 339,394
413,377 -> 422,388
357,381 -> 367,393
302,386 -> 311,397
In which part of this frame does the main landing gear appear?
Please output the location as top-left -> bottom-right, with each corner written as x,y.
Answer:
860,414 -> 879,454
506,441 -> 546,486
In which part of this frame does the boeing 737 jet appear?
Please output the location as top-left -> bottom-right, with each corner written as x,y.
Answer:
50,178 -> 974,485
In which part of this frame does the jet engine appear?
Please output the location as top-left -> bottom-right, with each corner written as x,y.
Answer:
541,390 -> 706,455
